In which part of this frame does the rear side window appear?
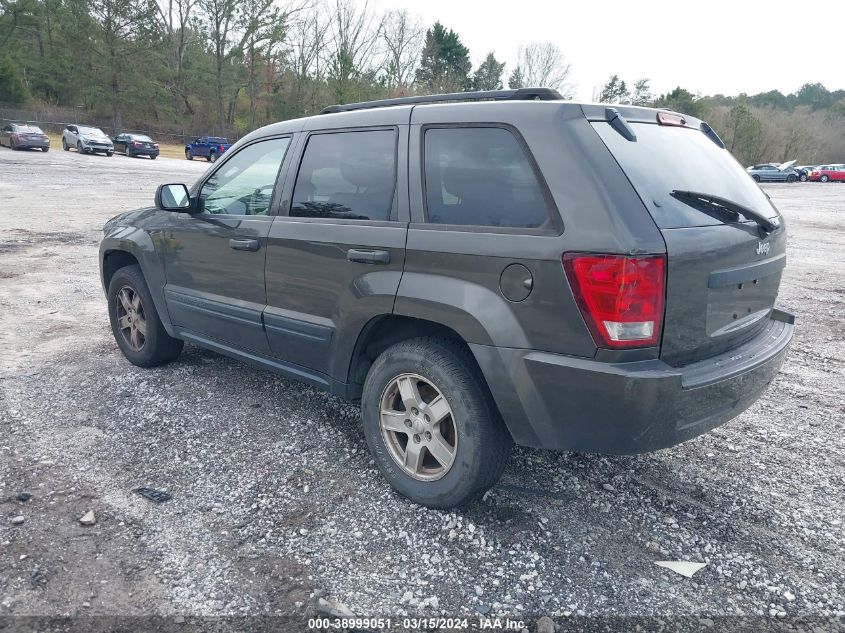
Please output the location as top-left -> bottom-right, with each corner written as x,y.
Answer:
291,129 -> 397,221
423,127 -> 551,229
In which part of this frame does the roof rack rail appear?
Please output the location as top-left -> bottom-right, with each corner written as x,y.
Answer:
320,87 -> 563,115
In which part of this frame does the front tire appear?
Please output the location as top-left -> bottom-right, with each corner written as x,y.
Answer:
77,141 -> 84,153
821,175 -> 830,182
361,337 -> 512,509
107,265 -> 183,367
185,149 -> 193,160
62,138 -> 69,151
787,174 -> 797,183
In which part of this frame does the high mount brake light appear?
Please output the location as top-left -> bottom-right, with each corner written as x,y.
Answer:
657,112 -> 686,127
563,253 -> 666,349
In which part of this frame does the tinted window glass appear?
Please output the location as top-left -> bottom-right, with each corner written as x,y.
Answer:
424,127 -> 550,228
200,137 -> 290,216
291,130 -> 397,221
593,121 -> 779,229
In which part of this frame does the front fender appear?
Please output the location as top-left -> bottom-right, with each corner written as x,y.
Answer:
99,226 -> 174,335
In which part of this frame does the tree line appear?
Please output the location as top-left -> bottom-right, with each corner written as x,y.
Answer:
0,0 -> 573,134
1,0 -> 843,164
591,76 -> 845,165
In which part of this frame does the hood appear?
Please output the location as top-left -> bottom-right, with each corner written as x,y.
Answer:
82,132 -> 112,142
103,207 -> 157,232
778,160 -> 796,171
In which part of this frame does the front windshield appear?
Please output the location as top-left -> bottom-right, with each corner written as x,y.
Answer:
79,126 -> 106,137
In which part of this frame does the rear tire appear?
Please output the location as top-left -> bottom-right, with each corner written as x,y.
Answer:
208,151 -> 217,163
752,175 -> 761,182
799,174 -> 807,182
361,337 -> 512,509
125,146 -> 131,157
107,265 -> 183,367
42,147 -> 49,152
150,155 -> 157,160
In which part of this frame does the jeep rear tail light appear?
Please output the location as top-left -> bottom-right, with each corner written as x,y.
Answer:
218,144 -> 225,152
563,253 -> 666,349
154,143 -> 159,148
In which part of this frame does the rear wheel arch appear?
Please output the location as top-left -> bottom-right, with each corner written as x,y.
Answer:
348,315 -> 485,391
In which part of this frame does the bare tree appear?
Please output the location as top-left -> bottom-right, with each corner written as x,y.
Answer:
285,6 -> 330,113
154,0 -> 199,114
379,8 -> 422,93
510,41 -> 574,98
198,0 -> 298,134
326,0 -> 381,103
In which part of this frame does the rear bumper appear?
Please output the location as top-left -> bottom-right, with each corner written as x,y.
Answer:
130,148 -> 159,157
17,139 -> 49,149
471,311 -> 793,454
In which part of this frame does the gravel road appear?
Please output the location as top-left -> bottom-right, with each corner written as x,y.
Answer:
1,146 -> 843,631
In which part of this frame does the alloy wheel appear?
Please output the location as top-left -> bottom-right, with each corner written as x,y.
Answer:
115,286 -> 147,352
379,373 -> 457,481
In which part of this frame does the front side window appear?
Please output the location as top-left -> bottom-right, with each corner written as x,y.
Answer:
291,129 -> 397,221
423,127 -> 551,229
199,137 -> 290,216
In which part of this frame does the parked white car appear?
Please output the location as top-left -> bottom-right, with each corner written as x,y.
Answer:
62,125 -> 114,156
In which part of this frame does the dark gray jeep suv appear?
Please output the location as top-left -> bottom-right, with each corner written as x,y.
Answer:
99,88 -> 794,508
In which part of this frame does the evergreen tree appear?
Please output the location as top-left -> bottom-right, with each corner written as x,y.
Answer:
472,52 -> 505,91
415,21 -> 471,93
599,74 -> 629,103
508,66 -> 524,90
631,78 -> 652,106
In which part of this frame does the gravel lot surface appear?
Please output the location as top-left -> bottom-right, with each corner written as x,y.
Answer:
1,146 -> 844,630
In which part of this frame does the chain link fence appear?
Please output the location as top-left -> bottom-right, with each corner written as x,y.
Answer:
0,103 -> 240,145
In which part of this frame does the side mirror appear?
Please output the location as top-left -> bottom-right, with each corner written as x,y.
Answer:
155,183 -> 192,212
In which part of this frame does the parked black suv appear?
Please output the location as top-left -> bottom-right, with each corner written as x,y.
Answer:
99,88 -> 794,508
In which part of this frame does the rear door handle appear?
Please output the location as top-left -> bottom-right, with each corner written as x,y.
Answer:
347,249 -> 390,264
229,238 -> 259,252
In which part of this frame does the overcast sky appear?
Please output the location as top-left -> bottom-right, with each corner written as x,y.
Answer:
375,0 -> 845,100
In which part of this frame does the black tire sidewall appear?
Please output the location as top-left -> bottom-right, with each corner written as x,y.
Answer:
362,339 -> 511,508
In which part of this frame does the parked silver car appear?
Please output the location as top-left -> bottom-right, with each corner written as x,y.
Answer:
0,123 -> 50,151
62,124 -> 114,156
746,160 -> 798,183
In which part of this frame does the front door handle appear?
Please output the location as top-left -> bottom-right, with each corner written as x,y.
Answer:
347,249 -> 390,264
229,238 -> 259,252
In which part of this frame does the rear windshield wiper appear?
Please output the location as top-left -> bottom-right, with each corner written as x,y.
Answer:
670,190 -> 779,233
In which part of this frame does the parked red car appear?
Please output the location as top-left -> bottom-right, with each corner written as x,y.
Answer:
808,165 -> 845,182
